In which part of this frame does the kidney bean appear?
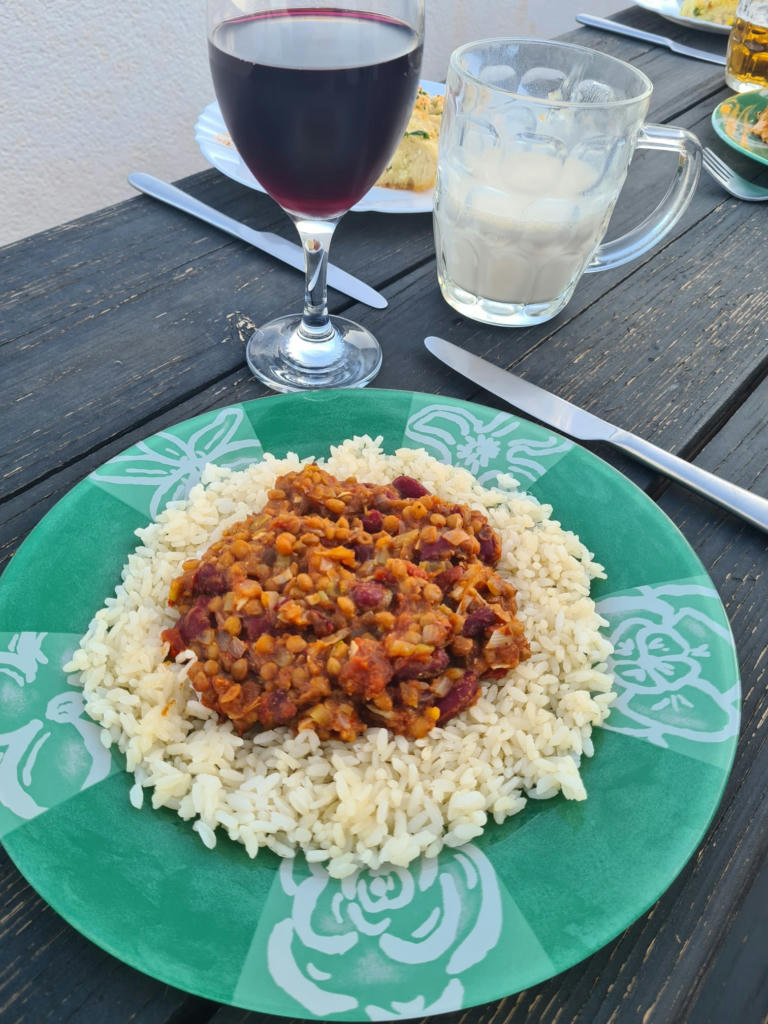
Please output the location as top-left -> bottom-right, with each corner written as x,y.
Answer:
434,564 -> 464,593
393,648 -> 450,681
259,690 -> 298,729
437,672 -> 480,724
392,475 -> 430,499
308,610 -> 336,637
351,581 -> 388,609
462,606 -> 498,638
242,614 -> 270,640
477,525 -> 501,565
353,543 -> 374,564
417,537 -> 453,561
194,563 -> 228,595
178,598 -> 212,644
361,509 -> 383,532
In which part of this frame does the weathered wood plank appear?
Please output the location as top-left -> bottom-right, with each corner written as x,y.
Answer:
0,172 -> 434,344
687,852 -> 768,1023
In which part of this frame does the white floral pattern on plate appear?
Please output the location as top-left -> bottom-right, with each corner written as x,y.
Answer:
0,632 -> 113,832
90,406 -> 264,519
262,845 -> 502,1019
405,402 -> 572,486
598,582 -> 740,761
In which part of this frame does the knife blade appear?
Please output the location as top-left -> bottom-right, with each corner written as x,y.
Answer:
128,173 -> 387,310
576,13 -> 727,65
425,335 -> 768,532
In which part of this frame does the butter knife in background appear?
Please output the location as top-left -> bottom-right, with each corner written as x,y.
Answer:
127,173 -> 387,310
425,336 -> 768,532
576,14 -> 727,65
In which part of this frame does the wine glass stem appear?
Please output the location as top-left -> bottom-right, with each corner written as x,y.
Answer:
290,215 -> 342,352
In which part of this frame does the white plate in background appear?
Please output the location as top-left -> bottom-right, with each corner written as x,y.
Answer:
194,79 -> 445,214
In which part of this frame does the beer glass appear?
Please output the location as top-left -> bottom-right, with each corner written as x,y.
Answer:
726,0 -> 768,92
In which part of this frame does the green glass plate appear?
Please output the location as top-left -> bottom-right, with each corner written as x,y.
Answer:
712,90 -> 768,167
0,391 -> 739,1019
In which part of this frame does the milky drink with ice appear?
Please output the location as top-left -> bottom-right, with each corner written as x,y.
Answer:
435,145 -> 619,310
433,39 -> 701,327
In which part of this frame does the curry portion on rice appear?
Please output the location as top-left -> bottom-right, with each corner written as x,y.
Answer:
163,464 -> 530,742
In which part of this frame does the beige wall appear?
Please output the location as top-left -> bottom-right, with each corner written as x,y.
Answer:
0,0 -> 618,246
423,0 -> 594,79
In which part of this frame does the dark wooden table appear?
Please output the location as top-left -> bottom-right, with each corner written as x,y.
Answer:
1,9 -> 766,1024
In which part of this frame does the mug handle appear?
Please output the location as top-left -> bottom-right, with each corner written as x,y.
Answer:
585,123 -> 701,273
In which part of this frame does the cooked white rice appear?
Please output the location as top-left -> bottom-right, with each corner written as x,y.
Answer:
66,437 -> 614,878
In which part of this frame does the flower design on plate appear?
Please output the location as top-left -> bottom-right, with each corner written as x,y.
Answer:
405,402 -> 571,486
91,406 -> 264,519
266,844 -> 502,1019
0,632 -> 112,831
598,583 -> 740,755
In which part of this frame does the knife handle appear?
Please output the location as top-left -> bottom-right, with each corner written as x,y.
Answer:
128,172 -> 276,250
613,430 -> 768,532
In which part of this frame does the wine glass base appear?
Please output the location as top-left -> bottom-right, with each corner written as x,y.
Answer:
245,314 -> 383,393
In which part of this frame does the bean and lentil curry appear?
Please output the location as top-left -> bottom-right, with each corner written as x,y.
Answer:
162,465 -> 530,741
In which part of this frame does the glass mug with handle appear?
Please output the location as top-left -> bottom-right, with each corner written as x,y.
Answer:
433,38 -> 701,328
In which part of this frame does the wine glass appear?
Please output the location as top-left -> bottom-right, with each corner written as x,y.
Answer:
207,0 -> 425,392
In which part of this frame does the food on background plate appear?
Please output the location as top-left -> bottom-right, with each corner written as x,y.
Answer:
715,93 -> 768,145
163,464 -> 530,742
680,0 -> 738,24
67,437 -> 614,878
376,87 -> 444,191
750,102 -> 768,141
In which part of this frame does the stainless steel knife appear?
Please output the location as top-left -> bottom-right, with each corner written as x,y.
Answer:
128,173 -> 387,310
425,335 -> 768,532
576,13 -> 727,65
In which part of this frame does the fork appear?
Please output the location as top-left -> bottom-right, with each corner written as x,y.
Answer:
702,147 -> 768,201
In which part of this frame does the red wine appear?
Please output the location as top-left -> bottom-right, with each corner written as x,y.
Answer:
209,9 -> 423,218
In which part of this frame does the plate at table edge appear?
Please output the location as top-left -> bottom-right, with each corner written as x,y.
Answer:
712,90 -> 768,167
630,0 -> 732,33
194,79 -> 445,215
0,390 -> 739,1020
